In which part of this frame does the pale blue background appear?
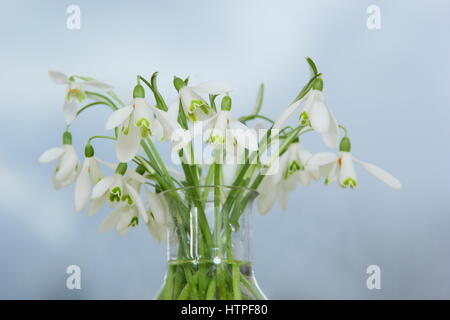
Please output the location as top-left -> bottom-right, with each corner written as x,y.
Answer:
0,0 -> 449,299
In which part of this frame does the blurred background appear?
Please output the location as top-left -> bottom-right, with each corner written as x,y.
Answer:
0,0 -> 449,299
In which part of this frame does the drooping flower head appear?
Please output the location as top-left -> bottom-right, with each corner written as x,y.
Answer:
324,136 -> 402,189
39,131 -> 80,189
173,77 -> 232,122
105,84 -> 163,162
74,143 -> 104,212
48,70 -> 112,124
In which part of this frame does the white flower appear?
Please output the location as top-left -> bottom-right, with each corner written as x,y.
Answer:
39,136 -> 80,189
177,81 -> 232,122
324,151 -> 402,189
257,143 -> 337,214
97,177 -> 167,239
273,89 -> 339,148
90,169 -> 148,221
204,110 -> 259,151
98,203 -> 140,236
152,101 -> 192,152
105,98 -> 162,162
48,70 -> 112,124
74,156 -> 103,212
144,188 -> 169,243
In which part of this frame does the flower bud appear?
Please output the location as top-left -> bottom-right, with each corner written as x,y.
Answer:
312,77 -> 323,91
62,131 -> 72,145
339,137 -> 351,152
84,144 -> 94,157
135,164 -> 146,176
133,84 -> 145,98
221,96 -> 232,111
115,162 -> 128,175
173,77 -> 186,91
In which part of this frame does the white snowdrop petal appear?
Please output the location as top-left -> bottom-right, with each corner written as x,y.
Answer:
256,178 -> 279,214
115,124 -> 141,162
338,152 -> 358,187
272,98 -> 304,130
39,147 -> 64,163
126,183 -> 148,223
307,152 -> 338,167
89,194 -> 107,216
321,108 -> 340,149
146,188 -> 167,225
63,99 -> 78,125
98,206 -> 125,233
55,146 -> 79,181
354,157 -> 402,189
105,106 -> 133,130
192,81 -> 233,95
74,160 -> 91,212
48,70 -> 69,84
83,80 -> 113,90
309,96 -> 330,133
91,176 -> 114,199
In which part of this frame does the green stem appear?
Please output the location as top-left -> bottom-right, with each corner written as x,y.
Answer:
76,101 -> 113,116
205,278 -> 216,300
87,135 -> 116,143
239,114 -> 274,124
85,91 -> 119,110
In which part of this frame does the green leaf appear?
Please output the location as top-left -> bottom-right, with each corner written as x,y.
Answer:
306,56 -> 319,76
252,83 -> 264,115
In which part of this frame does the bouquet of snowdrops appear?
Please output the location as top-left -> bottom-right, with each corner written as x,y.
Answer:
39,58 -> 400,299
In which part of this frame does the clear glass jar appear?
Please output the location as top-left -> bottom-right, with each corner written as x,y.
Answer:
155,185 -> 266,300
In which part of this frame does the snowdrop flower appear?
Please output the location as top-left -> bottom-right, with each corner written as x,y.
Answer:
98,203 -> 140,236
39,131 -> 80,189
173,77 -> 232,122
97,170 -> 146,236
204,96 -> 258,151
273,78 -> 339,148
145,189 -> 169,243
324,137 -> 402,189
98,169 -> 166,238
48,70 -> 112,124
105,84 -> 162,162
152,100 -> 192,152
257,142 -> 337,214
90,163 -> 148,221
74,144 -> 104,212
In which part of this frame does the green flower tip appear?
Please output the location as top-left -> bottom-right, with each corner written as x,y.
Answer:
62,131 -> 72,145
339,137 -> 351,152
115,162 -> 128,175
173,77 -> 186,91
135,165 -> 146,176
312,77 -> 323,91
221,96 -> 232,111
84,144 -> 94,157
133,84 -> 145,98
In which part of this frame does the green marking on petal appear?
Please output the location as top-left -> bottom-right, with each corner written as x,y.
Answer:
76,89 -> 86,103
128,216 -> 139,228
121,194 -> 133,205
299,111 -> 310,126
340,177 -> 358,189
288,160 -> 302,174
211,134 -> 224,145
137,118 -> 150,128
187,112 -> 198,122
111,186 -> 122,198
199,104 -> 210,114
